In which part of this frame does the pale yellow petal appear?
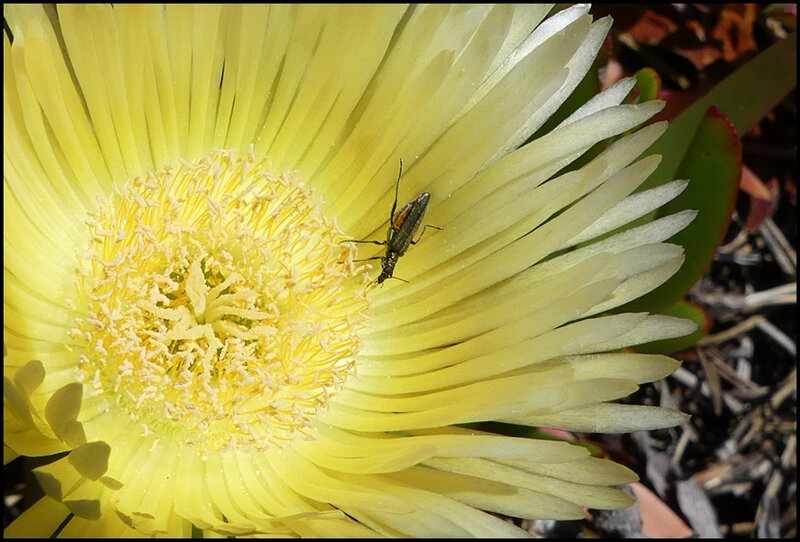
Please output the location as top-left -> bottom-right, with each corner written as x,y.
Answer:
13,14 -> 109,199
357,313 -> 648,388
68,441 -> 111,480
33,455 -> 81,502
310,423 -> 590,463
344,470 -> 531,537
44,382 -> 83,443
58,5 -> 143,178
173,445 -> 223,529
267,449 -> 415,514
424,457 -> 634,509
504,455 -> 638,486
392,465 -> 587,520
2,495 -> 71,538
522,403 -> 692,432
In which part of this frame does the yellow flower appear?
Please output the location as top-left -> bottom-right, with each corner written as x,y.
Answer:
4,4 -> 696,537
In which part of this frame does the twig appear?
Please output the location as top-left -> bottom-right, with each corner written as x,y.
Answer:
670,367 -> 745,414
697,315 -> 766,346
760,217 -> 797,276
755,318 -> 797,356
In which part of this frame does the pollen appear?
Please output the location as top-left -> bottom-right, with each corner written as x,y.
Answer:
69,149 -> 370,452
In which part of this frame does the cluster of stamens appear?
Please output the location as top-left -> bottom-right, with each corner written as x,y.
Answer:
68,150 -> 369,452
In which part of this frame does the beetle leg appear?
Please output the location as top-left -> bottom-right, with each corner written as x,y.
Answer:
342,239 -> 387,246
375,275 -> 408,285
409,223 -> 444,245
352,255 -> 383,263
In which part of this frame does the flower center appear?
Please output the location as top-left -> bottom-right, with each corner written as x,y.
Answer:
69,149 -> 370,452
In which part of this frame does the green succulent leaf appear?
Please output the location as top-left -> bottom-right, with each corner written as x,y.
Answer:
644,32 -> 796,191
621,33 -> 796,316
625,106 -> 741,313
632,67 -> 661,104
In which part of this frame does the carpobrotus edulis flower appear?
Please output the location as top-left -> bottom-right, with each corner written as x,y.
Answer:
4,4 -> 696,537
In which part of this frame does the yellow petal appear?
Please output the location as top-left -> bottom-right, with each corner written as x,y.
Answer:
524,403 -> 692,433
68,440 -> 111,480
3,496 -> 72,538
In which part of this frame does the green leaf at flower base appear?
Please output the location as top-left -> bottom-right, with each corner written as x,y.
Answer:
633,300 -> 712,355
641,33 -> 796,191
615,34 -> 796,347
632,67 -> 661,104
622,106 -> 740,314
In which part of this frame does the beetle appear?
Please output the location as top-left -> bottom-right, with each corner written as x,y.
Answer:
345,159 -> 442,284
